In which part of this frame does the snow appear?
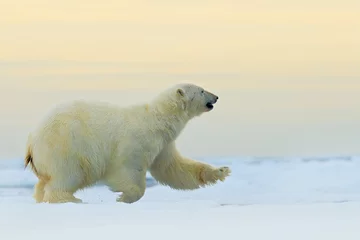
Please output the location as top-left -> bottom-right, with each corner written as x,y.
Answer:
1,156 -> 360,240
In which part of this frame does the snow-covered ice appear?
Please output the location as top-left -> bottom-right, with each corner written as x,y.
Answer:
1,156 -> 360,240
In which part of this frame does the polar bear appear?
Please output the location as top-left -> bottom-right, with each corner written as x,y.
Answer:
25,83 -> 231,204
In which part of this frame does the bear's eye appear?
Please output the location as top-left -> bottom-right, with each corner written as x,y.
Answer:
201,90 -> 204,94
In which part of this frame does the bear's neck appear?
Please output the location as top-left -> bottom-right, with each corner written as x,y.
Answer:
149,102 -> 190,143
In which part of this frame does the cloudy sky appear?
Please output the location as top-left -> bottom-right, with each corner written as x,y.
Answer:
0,0 -> 359,159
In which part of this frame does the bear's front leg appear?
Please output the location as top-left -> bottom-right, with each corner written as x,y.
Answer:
116,184 -> 145,203
103,162 -> 147,204
149,142 -> 231,190
199,166 -> 231,185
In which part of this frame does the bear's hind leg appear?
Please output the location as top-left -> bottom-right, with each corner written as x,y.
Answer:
43,177 -> 83,204
43,190 -> 82,203
33,178 -> 48,203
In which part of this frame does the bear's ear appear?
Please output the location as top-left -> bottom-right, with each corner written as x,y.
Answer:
177,88 -> 185,97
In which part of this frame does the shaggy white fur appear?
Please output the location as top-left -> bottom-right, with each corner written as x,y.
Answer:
25,83 -> 231,204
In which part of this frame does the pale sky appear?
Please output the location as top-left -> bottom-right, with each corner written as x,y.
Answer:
0,0 -> 360,159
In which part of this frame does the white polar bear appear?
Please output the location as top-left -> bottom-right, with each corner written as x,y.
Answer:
25,83 -> 231,204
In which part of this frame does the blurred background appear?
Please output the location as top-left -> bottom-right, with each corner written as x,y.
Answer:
1,0 -> 359,159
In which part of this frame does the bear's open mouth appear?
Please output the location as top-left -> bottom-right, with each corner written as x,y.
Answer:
206,102 -> 214,110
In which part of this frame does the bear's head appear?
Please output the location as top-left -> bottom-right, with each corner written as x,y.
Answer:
174,83 -> 219,118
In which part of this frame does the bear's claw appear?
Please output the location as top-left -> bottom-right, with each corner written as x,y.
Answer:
215,166 -> 231,181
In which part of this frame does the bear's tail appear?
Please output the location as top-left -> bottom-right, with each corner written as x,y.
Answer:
24,135 -> 39,176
